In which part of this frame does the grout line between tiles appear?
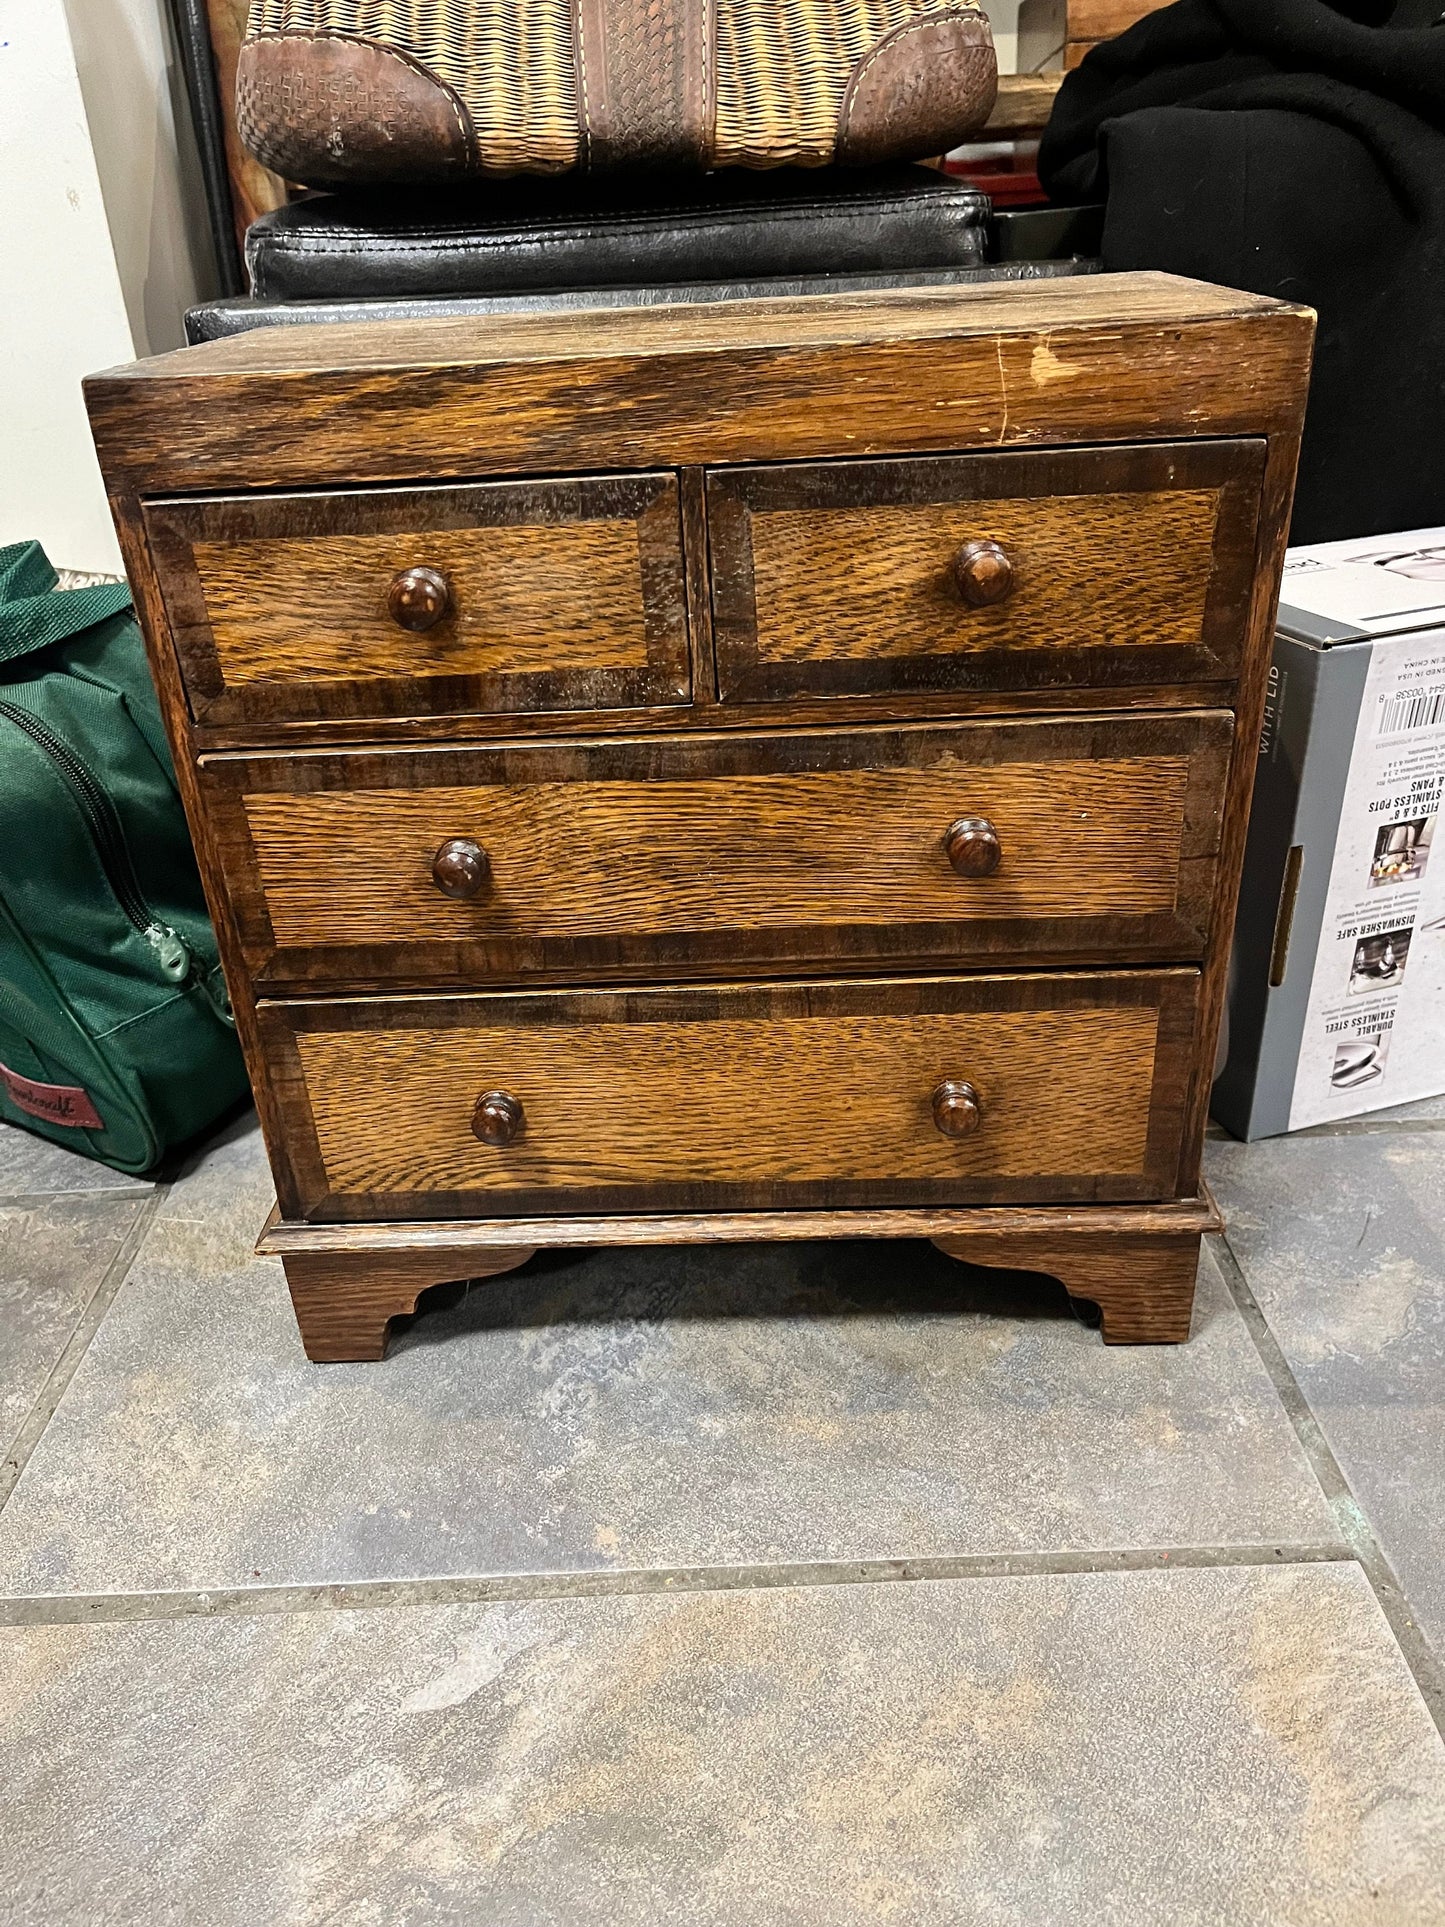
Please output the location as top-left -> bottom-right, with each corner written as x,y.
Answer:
0,1541 -> 1356,1629
0,1187 -> 157,1210
1212,1229 -> 1445,1737
0,1183 -> 170,1514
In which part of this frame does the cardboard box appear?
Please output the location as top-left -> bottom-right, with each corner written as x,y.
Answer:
1213,527 -> 1445,1139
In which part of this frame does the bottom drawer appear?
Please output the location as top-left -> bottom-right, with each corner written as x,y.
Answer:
261,972 -> 1200,1222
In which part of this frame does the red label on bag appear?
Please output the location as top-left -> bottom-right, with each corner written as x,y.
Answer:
0,1063 -> 104,1131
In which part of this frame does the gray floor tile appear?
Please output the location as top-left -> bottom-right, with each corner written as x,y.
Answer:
0,1122 -> 154,1198
1,1565 -> 1442,1925
1363,1093 -> 1445,1123
1369,1093 -> 1445,1123
0,1194 -> 145,1468
1208,1130 -> 1445,1655
0,1121 -> 1332,1596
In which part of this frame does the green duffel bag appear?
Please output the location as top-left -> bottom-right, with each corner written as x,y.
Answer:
0,540 -> 248,1173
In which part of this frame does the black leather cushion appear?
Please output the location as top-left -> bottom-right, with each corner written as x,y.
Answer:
244,167 -> 990,300
187,260 -> 1098,345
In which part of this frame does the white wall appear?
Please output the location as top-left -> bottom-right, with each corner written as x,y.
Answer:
0,0 -> 214,573
982,0 -> 1021,72
65,0 -> 218,357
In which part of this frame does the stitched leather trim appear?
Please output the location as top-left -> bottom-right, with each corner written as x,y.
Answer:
237,32 -> 477,185
838,9 -> 997,167
575,0 -> 709,169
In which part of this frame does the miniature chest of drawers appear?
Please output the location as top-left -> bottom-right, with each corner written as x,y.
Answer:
86,274 -> 1313,1361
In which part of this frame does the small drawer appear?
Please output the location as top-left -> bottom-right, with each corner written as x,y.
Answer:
145,473 -> 691,727
260,971 -> 1200,1221
204,712 -> 1233,990
707,440 -> 1265,704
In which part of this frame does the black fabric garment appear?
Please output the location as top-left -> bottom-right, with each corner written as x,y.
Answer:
1039,0 -> 1445,542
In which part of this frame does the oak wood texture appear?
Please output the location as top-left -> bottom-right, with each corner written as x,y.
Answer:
84,277 -> 1315,500
267,1191 -> 1216,1355
255,971 -> 1200,1221
202,713 -> 1233,990
933,1230 -> 1203,1342
255,1188 -> 1225,1255
1064,0 -> 1162,66
981,72 -> 1065,138
279,1245 -> 537,1362
144,473 -> 690,726
1068,0 -> 1160,33
84,278 -> 1314,1356
708,441 -> 1265,703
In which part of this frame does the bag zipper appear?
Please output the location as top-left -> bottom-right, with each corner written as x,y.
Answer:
0,699 -> 233,1025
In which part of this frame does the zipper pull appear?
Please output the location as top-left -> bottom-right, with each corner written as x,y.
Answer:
203,969 -> 236,1028
145,922 -> 193,983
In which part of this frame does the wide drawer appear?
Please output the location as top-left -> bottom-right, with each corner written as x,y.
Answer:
707,440 -> 1265,703
145,473 -> 691,727
206,713 -> 1234,990
260,971 -> 1200,1221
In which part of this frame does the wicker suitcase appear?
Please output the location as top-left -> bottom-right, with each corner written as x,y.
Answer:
237,0 -> 998,184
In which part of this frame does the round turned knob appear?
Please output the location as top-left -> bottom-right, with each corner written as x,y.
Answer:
387,566 -> 452,632
943,816 -> 1002,879
932,1080 -> 982,1139
431,838 -> 490,900
953,539 -> 1015,608
472,1089 -> 524,1146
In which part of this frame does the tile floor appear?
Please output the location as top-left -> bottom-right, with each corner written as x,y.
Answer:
0,1107 -> 1442,1923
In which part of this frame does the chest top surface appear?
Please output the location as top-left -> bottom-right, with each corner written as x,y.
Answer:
86,273 -> 1314,499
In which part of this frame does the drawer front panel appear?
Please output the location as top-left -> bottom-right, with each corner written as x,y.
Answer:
207,714 -> 1233,989
262,972 -> 1200,1220
145,474 -> 691,726
708,441 -> 1264,703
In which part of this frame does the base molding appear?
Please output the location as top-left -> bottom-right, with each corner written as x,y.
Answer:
258,1191 -> 1222,1361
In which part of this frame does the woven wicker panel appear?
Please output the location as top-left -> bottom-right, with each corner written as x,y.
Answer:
713,0 -> 971,167
247,0 -> 985,173
246,0 -> 580,171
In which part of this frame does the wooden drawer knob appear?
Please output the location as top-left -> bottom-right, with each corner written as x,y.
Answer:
932,1080 -> 982,1138
944,817 -> 1002,878
388,565 -> 452,632
953,539 -> 1014,607
431,838 -> 490,900
473,1089 -> 524,1146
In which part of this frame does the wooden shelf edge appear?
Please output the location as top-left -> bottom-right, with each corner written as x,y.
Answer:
256,1186 -> 1223,1258
982,72 -> 1065,138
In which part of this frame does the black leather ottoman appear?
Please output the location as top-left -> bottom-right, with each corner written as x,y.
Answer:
186,167 -> 1098,343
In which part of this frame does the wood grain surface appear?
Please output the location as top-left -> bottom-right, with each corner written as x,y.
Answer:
748,492 -> 1214,653
144,473 -> 690,725
933,1230 -> 1203,1342
81,276 -> 1315,1322
85,279 -> 1316,497
279,1245 -> 537,1362
205,714 -> 1232,988
982,72 -> 1064,137
265,1189 -> 1216,1353
257,971 -> 1199,1220
1068,0 -> 1159,40
709,441 -> 1264,701
255,1186 -> 1225,1256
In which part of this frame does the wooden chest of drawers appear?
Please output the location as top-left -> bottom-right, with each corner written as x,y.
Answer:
86,275 -> 1313,1361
